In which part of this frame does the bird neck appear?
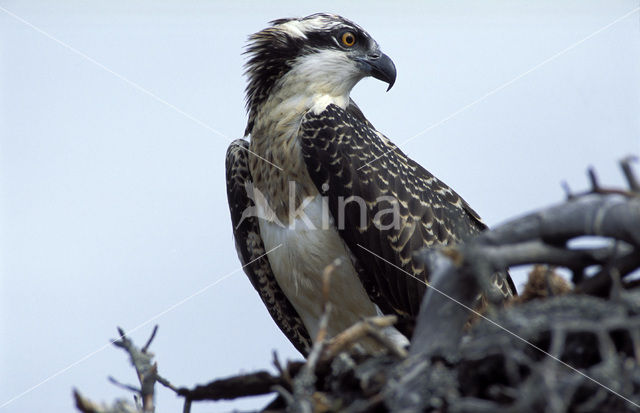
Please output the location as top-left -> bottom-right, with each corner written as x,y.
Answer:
246,49 -> 364,138
246,79 -> 353,226
272,50 -> 362,114
250,68 -> 355,149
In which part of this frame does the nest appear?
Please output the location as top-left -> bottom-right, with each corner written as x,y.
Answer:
75,159 -> 640,413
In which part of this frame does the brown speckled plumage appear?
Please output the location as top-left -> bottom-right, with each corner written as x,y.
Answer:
299,103 -> 514,328
226,140 -> 312,355
226,13 -> 515,352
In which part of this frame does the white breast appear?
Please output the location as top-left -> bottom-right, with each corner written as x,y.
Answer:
258,194 -> 409,350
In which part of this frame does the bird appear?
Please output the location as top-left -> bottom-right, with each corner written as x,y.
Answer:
226,13 -> 515,356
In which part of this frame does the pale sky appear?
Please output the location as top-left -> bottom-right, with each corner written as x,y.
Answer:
1,1 -> 639,412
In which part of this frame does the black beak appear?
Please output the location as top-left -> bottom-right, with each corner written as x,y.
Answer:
358,52 -> 397,91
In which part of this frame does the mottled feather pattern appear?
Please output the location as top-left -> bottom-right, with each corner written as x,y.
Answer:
233,13 -> 515,351
226,139 -> 312,356
243,14 -> 372,136
299,103 -> 513,328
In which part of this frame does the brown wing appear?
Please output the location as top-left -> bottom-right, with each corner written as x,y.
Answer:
226,139 -> 312,356
298,103 -> 514,332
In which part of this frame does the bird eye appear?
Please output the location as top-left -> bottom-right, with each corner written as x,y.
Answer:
341,32 -> 356,47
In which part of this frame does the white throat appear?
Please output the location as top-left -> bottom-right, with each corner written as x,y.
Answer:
260,49 -> 364,125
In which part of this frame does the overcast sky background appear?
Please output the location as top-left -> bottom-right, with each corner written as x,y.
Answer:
1,1 -> 639,412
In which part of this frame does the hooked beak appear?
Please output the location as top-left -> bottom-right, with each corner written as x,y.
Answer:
356,51 -> 397,91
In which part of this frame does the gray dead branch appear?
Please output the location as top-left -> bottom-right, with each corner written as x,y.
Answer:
75,158 -> 640,413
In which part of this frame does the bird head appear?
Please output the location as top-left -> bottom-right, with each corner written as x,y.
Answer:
244,13 -> 396,135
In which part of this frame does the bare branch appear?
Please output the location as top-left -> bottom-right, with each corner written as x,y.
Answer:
175,371 -> 283,401
75,163 -> 640,413
73,389 -> 140,413
321,315 -> 403,360
621,155 -> 639,192
111,327 -> 158,412
588,166 -> 600,192
107,377 -> 139,394
142,326 -> 158,353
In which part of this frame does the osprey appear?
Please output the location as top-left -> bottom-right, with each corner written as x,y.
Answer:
226,13 -> 515,356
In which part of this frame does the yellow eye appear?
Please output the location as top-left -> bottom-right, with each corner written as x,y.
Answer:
341,32 -> 356,47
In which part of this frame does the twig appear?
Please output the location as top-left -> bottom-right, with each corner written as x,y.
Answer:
75,164 -> 640,413
575,249 -> 640,296
182,399 -> 191,413
272,385 -> 295,405
288,260 -> 340,412
142,325 -> 158,353
74,390 -> 102,413
621,156 -> 639,192
111,327 -> 158,412
107,377 -> 139,393
321,316 -> 402,360
73,389 -> 140,413
272,350 -> 294,387
176,371 -> 283,401
364,320 -> 409,358
156,374 -> 179,393
562,181 -> 574,200
588,166 -> 600,192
